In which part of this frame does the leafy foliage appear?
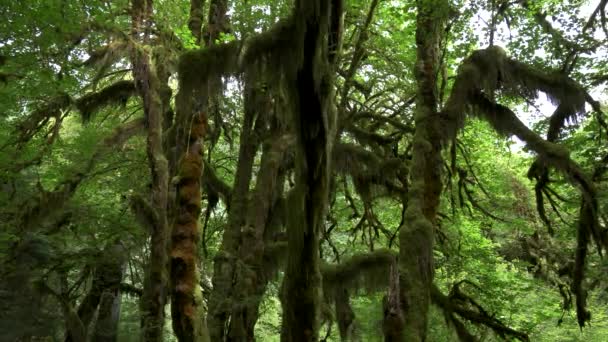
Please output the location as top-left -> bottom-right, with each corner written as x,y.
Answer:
1,0 -> 607,341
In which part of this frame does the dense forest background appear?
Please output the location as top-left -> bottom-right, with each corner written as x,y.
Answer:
1,0 -> 608,341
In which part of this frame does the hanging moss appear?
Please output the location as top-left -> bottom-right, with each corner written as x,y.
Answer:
321,249 -> 397,297
15,93 -> 72,145
441,46 -> 595,143
76,80 -> 136,122
241,16 -> 300,80
441,46 -> 606,327
431,285 -> 529,341
177,40 -> 241,95
83,41 -> 129,88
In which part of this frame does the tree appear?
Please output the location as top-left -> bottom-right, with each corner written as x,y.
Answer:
1,0 -> 607,341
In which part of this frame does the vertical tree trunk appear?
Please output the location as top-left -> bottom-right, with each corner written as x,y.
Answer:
383,263 -> 404,341
207,79 -> 261,341
398,0 -> 447,340
335,288 -> 357,341
92,289 -> 122,342
280,1 -> 337,340
228,128 -> 289,341
188,0 -> 206,45
170,96 -> 210,342
130,1 -> 171,341
66,243 -> 126,342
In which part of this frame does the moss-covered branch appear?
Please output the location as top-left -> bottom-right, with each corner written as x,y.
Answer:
76,80 -> 136,122
431,284 -> 529,341
321,249 -> 397,296
443,57 -> 608,326
18,118 -> 144,231
441,46 -> 600,142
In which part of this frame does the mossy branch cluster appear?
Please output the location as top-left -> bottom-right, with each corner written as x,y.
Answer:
443,46 -> 606,327
321,249 -> 397,297
441,46 -> 597,141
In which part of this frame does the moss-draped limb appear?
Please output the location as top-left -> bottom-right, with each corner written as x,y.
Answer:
441,46 -> 601,141
467,93 -> 603,327
18,118 -> 144,232
440,45 -> 606,327
322,249 -> 397,296
201,159 -> 232,206
430,284 -> 529,341
12,80 -> 138,151
332,143 -> 406,199
76,80 -> 136,122
13,93 -> 72,147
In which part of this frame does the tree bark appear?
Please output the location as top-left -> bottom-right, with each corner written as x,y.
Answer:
228,130 -> 290,341
66,243 -> 126,342
279,1 -> 338,340
398,0 -> 447,340
207,79 -> 262,341
130,2 -> 171,341
92,289 -> 122,342
335,288 -> 357,341
170,95 -> 210,342
188,0 -> 206,45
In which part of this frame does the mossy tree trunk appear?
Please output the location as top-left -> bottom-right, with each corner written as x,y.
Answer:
170,93 -> 210,342
130,1 -> 171,341
169,1 -> 228,341
335,288 -> 356,341
92,289 -> 122,342
207,79 -> 262,341
383,262 -> 404,341
279,1 -> 340,340
397,0 -> 447,340
65,243 -> 126,342
188,0 -> 206,46
228,124 -> 289,341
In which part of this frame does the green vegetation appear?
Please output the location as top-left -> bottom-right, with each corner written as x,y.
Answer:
1,0 -> 607,341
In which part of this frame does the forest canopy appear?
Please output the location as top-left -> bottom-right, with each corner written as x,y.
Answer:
1,0 -> 607,341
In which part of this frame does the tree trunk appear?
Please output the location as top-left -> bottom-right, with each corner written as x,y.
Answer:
280,1 -> 337,340
398,0 -> 448,340
207,79 -> 262,341
335,288 -> 357,341
66,243 -> 126,342
188,0 -> 206,45
92,289 -> 122,342
228,128 -> 289,341
383,263 -> 404,341
130,2 -> 171,341
170,98 -> 210,342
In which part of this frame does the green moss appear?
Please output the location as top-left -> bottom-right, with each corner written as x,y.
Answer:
178,40 -> 241,94
321,249 -> 397,296
76,81 -> 136,122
